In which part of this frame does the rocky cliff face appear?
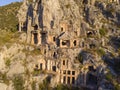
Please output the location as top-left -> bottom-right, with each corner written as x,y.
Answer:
0,0 -> 120,90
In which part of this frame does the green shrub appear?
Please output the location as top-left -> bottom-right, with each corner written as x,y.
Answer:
32,49 -> 41,55
115,84 -> 120,90
106,73 -> 113,81
0,72 -> 9,85
12,75 -> 25,90
39,79 -> 50,90
55,84 -> 69,90
55,84 -> 80,90
32,81 -> 36,90
5,59 -> 11,67
106,72 -> 120,90
99,28 -> 107,37
97,48 -> 105,56
0,32 -> 13,46
32,70 -> 41,76
78,53 -> 83,63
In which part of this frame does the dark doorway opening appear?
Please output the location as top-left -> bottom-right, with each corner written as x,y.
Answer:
62,40 -> 70,47
63,60 -> 65,65
41,32 -> 47,44
34,24 -> 38,30
87,73 -> 97,85
90,44 -> 96,49
61,27 -> 63,32
34,33 -> 38,44
63,76 -> 66,84
73,40 -> 77,46
83,0 -> 88,4
67,77 -> 70,84
52,66 -> 56,72
40,63 -> 42,70
72,77 -> 75,84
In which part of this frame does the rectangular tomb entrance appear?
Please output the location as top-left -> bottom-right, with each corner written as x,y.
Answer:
61,70 -> 76,85
34,33 -> 38,44
41,32 -> 47,44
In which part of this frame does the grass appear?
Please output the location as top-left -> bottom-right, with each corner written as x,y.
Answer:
32,70 -> 41,76
32,48 -> 42,55
115,84 -> 120,90
106,72 -> 120,90
55,84 -> 83,90
78,53 -> 83,63
32,81 -> 36,90
96,48 -> 105,56
22,47 -> 41,56
0,31 -> 22,48
0,72 -> 9,85
5,58 -> 11,67
0,2 -> 22,47
0,31 -> 13,46
106,72 -> 113,81
39,79 -> 50,90
99,28 -> 108,37
12,75 -> 25,90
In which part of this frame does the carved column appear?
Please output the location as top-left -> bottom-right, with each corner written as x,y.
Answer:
66,76 -> 67,84
31,33 -> 34,45
37,32 -> 41,45
27,17 -> 32,44
84,71 -> 88,86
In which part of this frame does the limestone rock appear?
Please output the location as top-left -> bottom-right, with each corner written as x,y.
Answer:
7,81 -> 14,90
0,83 -> 8,90
0,53 -> 6,71
7,61 -> 25,78
19,33 -> 27,42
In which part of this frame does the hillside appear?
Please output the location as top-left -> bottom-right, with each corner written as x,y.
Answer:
0,2 -> 22,31
0,2 -> 22,47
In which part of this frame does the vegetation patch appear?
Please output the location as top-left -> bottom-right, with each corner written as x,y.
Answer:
0,31 -> 13,47
31,81 -> 36,90
39,79 -> 50,90
99,28 -> 107,37
0,72 -> 9,85
106,72 -> 120,90
96,48 -> 105,56
5,58 -> 11,67
0,2 -> 22,31
12,75 -> 25,90
32,70 -> 41,76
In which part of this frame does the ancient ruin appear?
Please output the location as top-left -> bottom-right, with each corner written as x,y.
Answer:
16,0 -> 120,89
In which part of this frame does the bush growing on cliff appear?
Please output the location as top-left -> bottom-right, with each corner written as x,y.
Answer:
32,81 -> 36,90
39,79 -> 50,90
97,48 -> 105,56
0,72 -> 9,85
12,75 -> 25,90
0,2 -> 22,32
5,58 -> 11,67
99,28 -> 107,37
